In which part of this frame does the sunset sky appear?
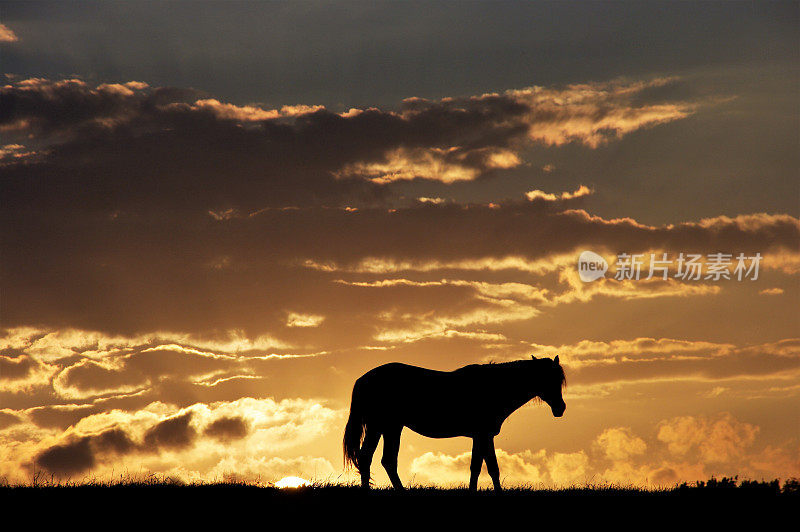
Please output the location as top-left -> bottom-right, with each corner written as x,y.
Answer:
1,1 -> 798,487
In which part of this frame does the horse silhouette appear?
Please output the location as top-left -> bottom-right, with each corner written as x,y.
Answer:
343,355 -> 566,491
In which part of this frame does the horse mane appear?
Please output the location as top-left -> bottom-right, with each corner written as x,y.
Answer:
483,358 -> 566,389
556,362 -> 567,389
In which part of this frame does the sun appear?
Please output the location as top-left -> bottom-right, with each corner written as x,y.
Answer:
275,476 -> 311,489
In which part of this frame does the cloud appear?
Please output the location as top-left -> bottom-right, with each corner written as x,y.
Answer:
0,352 -> 57,393
1,77 -> 797,340
0,78 -> 386,214
330,270 -> 719,345
0,203 -> 796,378
143,412 -> 197,451
0,327 -> 322,406
0,76 -> 697,220
595,427 -> 647,461
0,410 -> 22,430
27,404 -> 101,431
1,327 -> 293,364
0,143 -> 37,164
371,296 -> 540,344
526,185 -> 593,202
335,146 -> 522,184
203,416 -> 249,442
289,207 -> 798,275
189,99 -> 324,122
34,426 -> 137,476
36,437 -> 95,476
409,448 -> 589,487
521,337 -> 800,391
0,23 -> 17,43
53,359 -> 150,400
407,413 -> 797,488
759,288 -> 784,296
5,397 -> 339,482
657,413 -> 759,463
593,414 -> 797,486
286,312 -> 325,328
507,77 -> 694,147
91,427 -> 137,455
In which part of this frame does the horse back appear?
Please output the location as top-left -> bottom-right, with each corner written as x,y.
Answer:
355,362 -> 510,437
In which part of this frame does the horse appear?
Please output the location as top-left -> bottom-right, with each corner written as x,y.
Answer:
343,355 -> 566,491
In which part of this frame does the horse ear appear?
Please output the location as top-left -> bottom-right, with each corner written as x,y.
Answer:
554,355 -> 560,364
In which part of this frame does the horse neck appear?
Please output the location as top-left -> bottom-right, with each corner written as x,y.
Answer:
489,364 -> 539,414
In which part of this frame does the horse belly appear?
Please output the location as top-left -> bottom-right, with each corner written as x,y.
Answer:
399,400 -> 478,438
361,364 -> 489,437
405,422 -> 469,439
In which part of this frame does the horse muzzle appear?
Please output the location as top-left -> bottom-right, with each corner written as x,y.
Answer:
551,403 -> 566,417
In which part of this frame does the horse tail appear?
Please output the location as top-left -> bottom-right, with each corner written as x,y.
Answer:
343,379 -> 366,472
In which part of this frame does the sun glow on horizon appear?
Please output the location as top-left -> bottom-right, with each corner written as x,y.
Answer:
275,476 -> 311,489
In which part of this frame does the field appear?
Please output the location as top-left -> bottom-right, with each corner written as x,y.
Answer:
3,476 -> 796,523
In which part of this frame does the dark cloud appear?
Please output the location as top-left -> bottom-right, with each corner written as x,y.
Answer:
0,78 -> 527,215
571,349 -> 800,387
92,427 -> 136,455
34,426 -> 141,476
36,437 -> 94,476
0,76 -> 699,220
51,347 -> 249,400
143,412 -> 196,451
0,79 -> 183,139
55,359 -> 148,397
30,410 -> 247,477
204,416 -> 249,442
1,198 -> 797,338
4,77 -> 759,341
0,410 -> 22,430
28,405 -> 100,430
0,352 -> 38,381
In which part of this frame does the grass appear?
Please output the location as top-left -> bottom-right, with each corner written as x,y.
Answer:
2,475 -> 794,523
3,473 -> 798,495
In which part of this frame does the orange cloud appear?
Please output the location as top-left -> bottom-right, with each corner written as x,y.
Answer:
405,413 -> 797,488
508,78 -> 694,147
657,413 -> 759,463
518,337 -> 800,395
285,312 -> 325,328
0,23 -> 17,43
595,427 -> 647,461
409,448 -> 588,487
190,99 -> 325,122
0,397 -> 339,483
526,185 -> 593,202
759,287 -> 785,296
335,146 -> 522,184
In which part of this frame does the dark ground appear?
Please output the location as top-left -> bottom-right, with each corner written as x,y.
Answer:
2,480 -> 796,525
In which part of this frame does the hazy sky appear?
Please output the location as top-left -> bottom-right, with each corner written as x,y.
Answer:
1,1 -> 798,487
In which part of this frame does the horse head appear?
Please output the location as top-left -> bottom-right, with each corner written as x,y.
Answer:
533,355 -> 566,417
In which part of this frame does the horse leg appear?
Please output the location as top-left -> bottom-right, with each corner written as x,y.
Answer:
483,436 -> 503,492
358,426 -> 380,489
381,425 -> 405,490
469,436 -> 486,492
